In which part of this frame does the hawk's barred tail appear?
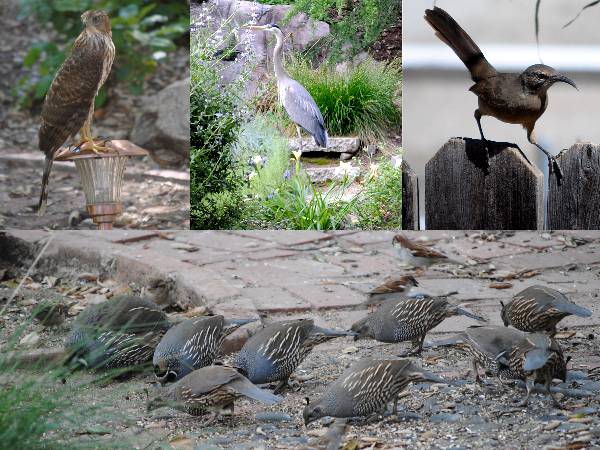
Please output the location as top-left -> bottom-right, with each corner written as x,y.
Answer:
37,156 -> 53,216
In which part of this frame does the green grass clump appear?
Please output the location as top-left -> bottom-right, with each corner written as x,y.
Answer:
355,159 -> 402,229
271,57 -> 401,143
0,377 -> 66,449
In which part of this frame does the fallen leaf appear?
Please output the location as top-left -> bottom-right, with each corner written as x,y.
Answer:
168,436 -> 193,449
489,282 -> 513,289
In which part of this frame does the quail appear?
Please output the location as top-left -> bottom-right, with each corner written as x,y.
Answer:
153,315 -> 256,384
501,285 -> 592,335
352,296 -> 486,355
303,358 -> 445,425
430,326 -> 567,407
146,365 -> 281,423
393,234 -> 460,268
64,295 -> 169,371
234,319 -> 355,393
364,275 -> 419,307
31,300 -> 69,326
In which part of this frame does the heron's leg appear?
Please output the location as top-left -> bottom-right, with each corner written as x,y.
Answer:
296,125 -> 303,154
527,127 -> 562,183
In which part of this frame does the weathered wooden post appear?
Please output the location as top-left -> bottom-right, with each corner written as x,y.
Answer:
401,160 -> 419,230
548,143 -> 600,229
425,138 -> 544,230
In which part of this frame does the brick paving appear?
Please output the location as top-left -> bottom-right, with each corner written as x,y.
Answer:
9,230 -> 600,335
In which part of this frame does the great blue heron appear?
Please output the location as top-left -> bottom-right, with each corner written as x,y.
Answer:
242,23 -> 328,151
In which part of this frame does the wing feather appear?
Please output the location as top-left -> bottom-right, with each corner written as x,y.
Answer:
39,35 -> 106,156
281,80 -> 328,147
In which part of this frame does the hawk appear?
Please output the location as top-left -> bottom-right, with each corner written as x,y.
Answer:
37,10 -> 115,215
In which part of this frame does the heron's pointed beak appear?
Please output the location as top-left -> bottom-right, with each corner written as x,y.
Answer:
241,24 -> 268,31
552,74 -> 578,90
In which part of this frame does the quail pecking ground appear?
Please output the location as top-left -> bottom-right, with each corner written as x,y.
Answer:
64,295 -> 169,372
501,285 -> 592,335
234,318 -> 355,393
351,296 -> 487,355
153,315 -> 255,384
303,358 -> 446,425
146,365 -> 281,423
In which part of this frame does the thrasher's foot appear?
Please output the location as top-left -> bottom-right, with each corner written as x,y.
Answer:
549,157 -> 563,185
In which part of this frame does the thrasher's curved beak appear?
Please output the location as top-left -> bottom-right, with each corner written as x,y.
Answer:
553,74 -> 578,90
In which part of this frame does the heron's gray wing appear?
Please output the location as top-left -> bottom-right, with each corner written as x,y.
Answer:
281,80 -> 327,147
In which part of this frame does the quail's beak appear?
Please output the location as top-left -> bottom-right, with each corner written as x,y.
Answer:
552,74 -> 578,90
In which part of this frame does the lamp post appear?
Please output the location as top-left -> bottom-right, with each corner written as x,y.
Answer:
54,140 -> 148,230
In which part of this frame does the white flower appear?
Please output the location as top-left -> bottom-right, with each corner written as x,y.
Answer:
368,163 -> 380,178
391,155 -> 402,169
334,160 -> 353,177
292,150 -> 302,161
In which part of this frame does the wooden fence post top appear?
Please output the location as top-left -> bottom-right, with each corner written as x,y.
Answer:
548,142 -> 600,230
402,160 -> 419,230
425,137 -> 544,230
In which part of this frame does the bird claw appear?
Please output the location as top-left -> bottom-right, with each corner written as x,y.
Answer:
549,157 -> 563,185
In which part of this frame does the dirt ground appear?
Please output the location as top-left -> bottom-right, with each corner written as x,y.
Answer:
1,231 -> 599,449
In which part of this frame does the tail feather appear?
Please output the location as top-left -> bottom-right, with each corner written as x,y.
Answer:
454,307 -> 487,322
313,125 -> 328,148
37,156 -> 53,216
424,7 -> 496,82
554,302 -> 592,318
427,334 -> 465,348
523,349 -> 552,372
232,378 -> 282,404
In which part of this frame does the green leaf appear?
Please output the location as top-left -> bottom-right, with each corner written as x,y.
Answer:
94,87 -> 107,108
23,47 -> 41,67
53,0 -> 91,12
34,75 -> 53,99
118,4 -> 140,20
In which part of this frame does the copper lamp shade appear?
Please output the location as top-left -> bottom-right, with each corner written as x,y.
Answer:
54,140 -> 148,229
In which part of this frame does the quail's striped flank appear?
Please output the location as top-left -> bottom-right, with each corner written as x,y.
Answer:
234,319 -> 355,393
146,366 -> 281,422
429,325 -> 567,407
64,295 -> 169,371
153,316 -> 255,384
352,296 -> 486,356
501,285 -> 592,334
303,359 -> 444,425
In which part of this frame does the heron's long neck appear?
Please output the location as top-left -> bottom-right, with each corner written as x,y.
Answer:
273,34 -> 290,82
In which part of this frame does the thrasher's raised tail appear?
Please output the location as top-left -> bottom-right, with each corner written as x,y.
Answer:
424,7 -> 497,82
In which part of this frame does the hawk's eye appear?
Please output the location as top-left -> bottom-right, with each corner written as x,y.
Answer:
93,15 -> 102,24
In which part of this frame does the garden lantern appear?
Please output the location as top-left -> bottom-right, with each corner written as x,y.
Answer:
54,140 -> 148,230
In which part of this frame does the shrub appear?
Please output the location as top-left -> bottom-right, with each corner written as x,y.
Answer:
17,0 -> 188,107
261,57 -> 401,143
355,159 -> 402,229
189,9 -> 253,230
256,0 -> 400,61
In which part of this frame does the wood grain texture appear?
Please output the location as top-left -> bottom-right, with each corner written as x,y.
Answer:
548,143 -> 600,230
401,160 -> 419,230
425,138 -> 543,230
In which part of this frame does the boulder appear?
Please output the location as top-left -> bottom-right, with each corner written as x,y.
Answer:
130,78 -> 190,167
289,137 -> 361,156
199,0 -> 330,97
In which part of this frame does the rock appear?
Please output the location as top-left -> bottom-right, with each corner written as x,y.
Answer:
289,137 -> 360,154
200,0 -> 330,97
255,411 -> 292,423
340,152 -> 353,161
19,331 -> 40,347
305,165 -> 361,184
130,78 -> 190,167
